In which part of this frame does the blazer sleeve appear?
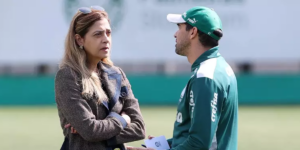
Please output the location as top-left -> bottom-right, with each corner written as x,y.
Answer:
107,68 -> 146,146
55,68 -> 128,142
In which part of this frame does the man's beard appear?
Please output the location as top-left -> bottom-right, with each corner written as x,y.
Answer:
175,40 -> 190,56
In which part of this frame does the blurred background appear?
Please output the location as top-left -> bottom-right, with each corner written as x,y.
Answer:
0,0 -> 300,149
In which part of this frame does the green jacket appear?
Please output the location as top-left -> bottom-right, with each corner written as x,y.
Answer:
168,46 -> 238,150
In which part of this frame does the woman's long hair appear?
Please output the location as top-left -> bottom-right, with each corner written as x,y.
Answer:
60,9 -> 113,103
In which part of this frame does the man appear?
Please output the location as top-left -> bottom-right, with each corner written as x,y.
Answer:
128,6 -> 238,150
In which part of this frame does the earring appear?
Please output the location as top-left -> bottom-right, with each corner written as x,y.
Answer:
80,45 -> 83,49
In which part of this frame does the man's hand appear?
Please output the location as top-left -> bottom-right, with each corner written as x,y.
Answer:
64,124 -> 77,134
147,135 -> 171,148
126,135 -> 158,150
148,135 -> 155,139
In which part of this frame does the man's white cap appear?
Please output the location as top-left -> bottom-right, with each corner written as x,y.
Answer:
167,14 -> 186,23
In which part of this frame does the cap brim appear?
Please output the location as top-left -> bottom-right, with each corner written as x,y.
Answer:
167,14 -> 186,23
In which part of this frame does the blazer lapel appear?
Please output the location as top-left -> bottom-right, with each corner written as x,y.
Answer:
99,62 -> 122,111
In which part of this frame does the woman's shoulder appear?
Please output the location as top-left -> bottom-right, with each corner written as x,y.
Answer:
112,65 -> 127,79
55,66 -> 80,81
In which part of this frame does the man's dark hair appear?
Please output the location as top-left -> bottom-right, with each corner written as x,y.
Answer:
185,23 -> 223,48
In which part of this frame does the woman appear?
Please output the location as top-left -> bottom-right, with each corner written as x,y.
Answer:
55,6 -> 145,150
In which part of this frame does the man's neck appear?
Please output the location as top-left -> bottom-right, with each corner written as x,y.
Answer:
187,44 -> 211,65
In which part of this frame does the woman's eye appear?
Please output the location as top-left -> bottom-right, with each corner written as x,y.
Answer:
94,31 -> 104,36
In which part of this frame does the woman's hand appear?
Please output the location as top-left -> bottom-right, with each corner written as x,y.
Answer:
64,124 -> 77,134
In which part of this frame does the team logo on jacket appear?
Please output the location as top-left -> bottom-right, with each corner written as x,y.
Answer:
176,112 -> 182,123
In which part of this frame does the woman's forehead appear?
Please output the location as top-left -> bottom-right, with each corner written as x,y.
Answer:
89,19 -> 111,31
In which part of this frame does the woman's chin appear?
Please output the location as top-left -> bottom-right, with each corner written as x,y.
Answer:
98,55 -> 108,60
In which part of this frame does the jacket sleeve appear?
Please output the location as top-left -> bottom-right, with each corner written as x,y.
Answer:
169,77 -> 223,150
107,68 -> 146,146
55,68 -> 128,142
167,138 -> 173,147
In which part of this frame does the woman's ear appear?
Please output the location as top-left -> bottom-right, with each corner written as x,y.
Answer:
75,34 -> 84,47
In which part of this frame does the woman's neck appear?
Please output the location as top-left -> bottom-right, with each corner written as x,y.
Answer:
87,59 -> 99,73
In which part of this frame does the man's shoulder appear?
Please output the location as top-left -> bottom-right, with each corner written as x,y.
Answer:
190,57 -> 221,86
190,57 -> 235,89
195,57 -> 218,80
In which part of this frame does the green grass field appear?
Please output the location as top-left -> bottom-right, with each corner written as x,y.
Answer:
0,106 -> 300,150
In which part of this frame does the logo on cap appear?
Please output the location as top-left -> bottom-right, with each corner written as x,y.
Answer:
187,18 -> 197,24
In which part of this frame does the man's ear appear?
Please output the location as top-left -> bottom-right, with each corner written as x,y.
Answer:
75,34 -> 84,47
189,27 -> 198,40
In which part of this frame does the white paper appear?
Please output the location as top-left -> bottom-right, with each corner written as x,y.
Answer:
144,135 -> 170,150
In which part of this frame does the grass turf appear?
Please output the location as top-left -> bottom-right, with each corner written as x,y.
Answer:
0,106 -> 299,150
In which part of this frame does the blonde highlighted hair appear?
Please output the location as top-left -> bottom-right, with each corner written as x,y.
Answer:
60,9 -> 112,103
